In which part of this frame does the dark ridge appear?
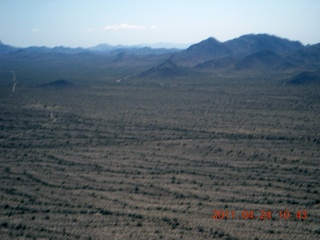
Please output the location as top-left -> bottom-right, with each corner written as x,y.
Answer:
235,50 -> 294,71
37,79 -> 74,88
139,60 -> 189,78
286,71 -> 320,85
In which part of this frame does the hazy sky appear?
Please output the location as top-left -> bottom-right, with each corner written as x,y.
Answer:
1,0 -> 320,48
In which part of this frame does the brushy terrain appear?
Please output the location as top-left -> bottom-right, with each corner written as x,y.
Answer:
0,57 -> 320,240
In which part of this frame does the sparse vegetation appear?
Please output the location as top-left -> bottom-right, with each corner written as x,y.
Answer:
0,39 -> 320,239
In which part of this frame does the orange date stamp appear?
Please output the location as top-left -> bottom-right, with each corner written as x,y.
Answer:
212,209 -> 308,220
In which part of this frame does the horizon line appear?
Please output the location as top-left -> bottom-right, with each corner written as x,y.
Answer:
1,33 -> 315,49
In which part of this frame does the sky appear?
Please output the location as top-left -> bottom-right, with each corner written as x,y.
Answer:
0,0 -> 320,48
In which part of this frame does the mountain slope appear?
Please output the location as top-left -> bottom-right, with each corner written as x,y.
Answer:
0,41 -> 19,54
139,60 -> 189,78
287,43 -> 320,68
195,56 -> 236,70
224,34 -> 304,56
236,50 -> 295,71
171,37 -> 230,67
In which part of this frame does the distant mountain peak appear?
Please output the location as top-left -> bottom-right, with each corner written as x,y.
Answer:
171,37 -> 229,67
224,34 -> 304,57
200,37 -> 221,44
187,37 -> 223,50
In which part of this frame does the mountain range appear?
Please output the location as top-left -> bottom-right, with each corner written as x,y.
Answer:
139,34 -> 319,82
1,34 -> 320,83
0,41 -> 179,56
171,34 -> 305,67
